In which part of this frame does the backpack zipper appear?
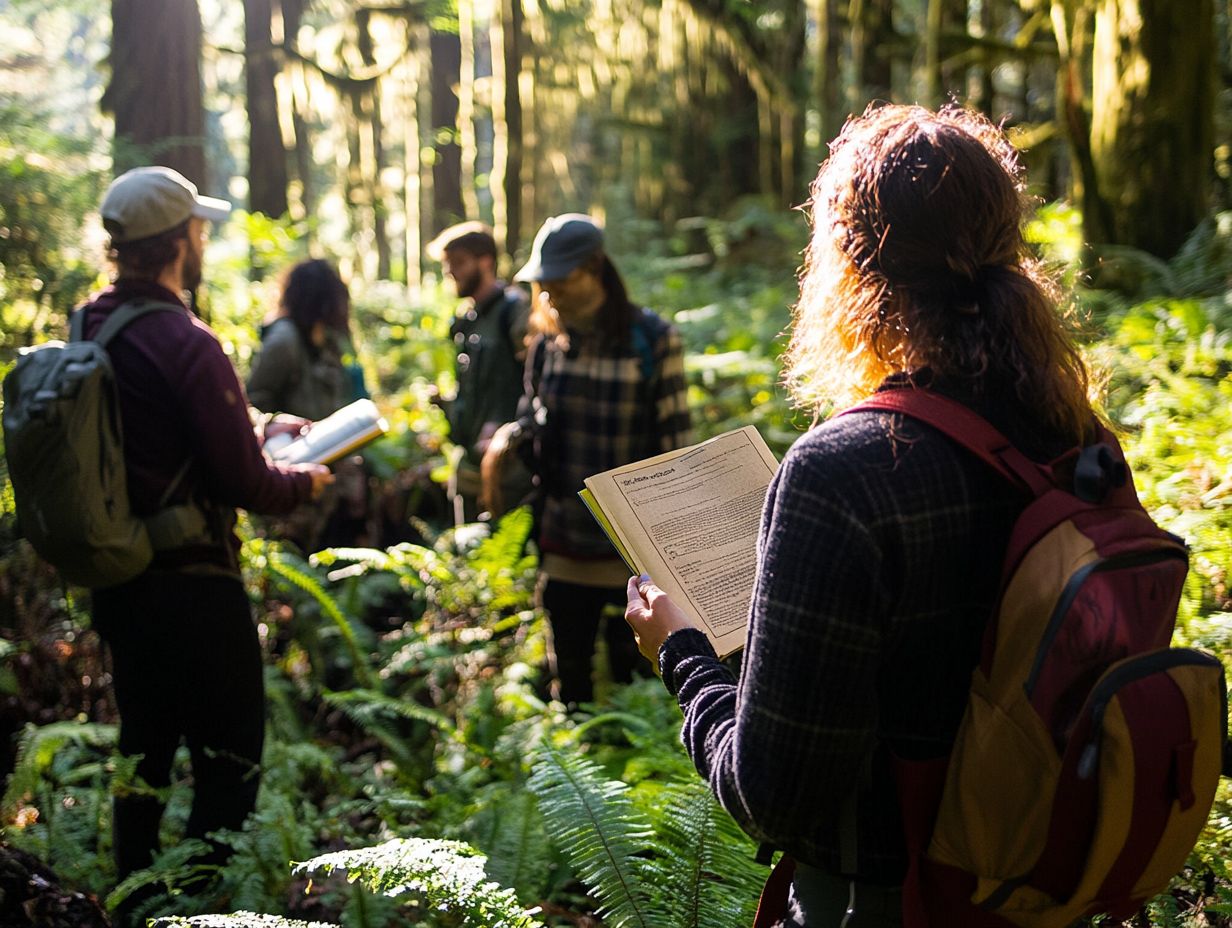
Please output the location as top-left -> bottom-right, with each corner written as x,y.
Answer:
1023,546 -> 1188,699
1075,649 -> 1223,780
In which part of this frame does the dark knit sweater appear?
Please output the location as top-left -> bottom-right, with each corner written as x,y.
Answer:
658,393 -> 1069,884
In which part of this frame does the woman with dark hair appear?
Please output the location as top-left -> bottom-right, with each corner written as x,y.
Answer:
248,259 -> 370,550
483,214 -> 692,709
247,258 -> 364,421
624,105 -> 1098,926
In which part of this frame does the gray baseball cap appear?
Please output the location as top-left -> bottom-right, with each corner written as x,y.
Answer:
514,213 -> 604,282
101,166 -> 232,244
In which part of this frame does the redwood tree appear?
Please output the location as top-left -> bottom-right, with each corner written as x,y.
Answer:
104,0 -> 207,186
245,0 -> 289,218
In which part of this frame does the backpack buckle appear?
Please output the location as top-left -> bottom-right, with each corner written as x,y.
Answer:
1074,443 -> 1127,503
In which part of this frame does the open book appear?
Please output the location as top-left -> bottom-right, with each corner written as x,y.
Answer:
268,398 -> 389,466
580,425 -> 780,658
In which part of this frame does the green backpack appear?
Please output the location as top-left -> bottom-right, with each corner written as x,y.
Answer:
2,299 -> 213,588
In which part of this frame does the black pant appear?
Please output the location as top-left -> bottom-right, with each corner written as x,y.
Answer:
93,572 -> 265,883
541,579 -> 643,707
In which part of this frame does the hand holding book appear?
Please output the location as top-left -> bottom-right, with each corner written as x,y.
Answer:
581,425 -> 779,658
624,574 -> 703,663
266,398 -> 389,466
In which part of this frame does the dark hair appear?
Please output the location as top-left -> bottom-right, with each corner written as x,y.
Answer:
788,103 -> 1094,443
106,219 -> 190,279
528,250 -> 636,345
280,259 -> 351,342
442,230 -> 497,262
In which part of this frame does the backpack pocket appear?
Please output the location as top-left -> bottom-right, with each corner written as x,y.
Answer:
927,678 -> 1061,887
996,649 -> 1227,925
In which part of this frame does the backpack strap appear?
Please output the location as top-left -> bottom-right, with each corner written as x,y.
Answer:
844,388 -> 1054,497
77,298 -> 186,348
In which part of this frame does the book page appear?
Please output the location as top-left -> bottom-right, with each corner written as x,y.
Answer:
583,426 -> 779,657
270,398 -> 389,466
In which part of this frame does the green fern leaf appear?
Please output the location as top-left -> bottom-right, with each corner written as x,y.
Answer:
466,784 -> 554,906
647,780 -> 767,928
150,914 -> 336,927
293,837 -> 544,928
1,721 -> 116,817
264,552 -> 378,689
527,745 -> 661,928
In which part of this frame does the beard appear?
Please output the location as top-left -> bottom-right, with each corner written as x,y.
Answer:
455,268 -> 484,300
181,241 -> 204,292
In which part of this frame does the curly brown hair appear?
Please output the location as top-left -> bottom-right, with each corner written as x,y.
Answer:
785,103 -> 1094,443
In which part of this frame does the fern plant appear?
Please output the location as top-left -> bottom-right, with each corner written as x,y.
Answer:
151,915 -> 336,927
526,744 -> 662,928
643,780 -> 765,928
293,837 -> 544,928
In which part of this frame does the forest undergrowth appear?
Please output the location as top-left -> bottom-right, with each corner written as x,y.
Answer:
0,200 -> 1229,927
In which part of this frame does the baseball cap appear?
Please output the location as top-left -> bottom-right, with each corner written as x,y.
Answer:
100,166 -> 232,244
425,220 -> 496,262
514,214 -> 604,282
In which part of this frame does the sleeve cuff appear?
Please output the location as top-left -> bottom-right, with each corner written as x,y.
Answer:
658,627 -> 718,696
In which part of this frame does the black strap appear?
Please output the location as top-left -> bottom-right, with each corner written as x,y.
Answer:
74,298 -> 185,348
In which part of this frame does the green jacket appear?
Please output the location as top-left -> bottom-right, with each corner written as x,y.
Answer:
448,285 -> 530,466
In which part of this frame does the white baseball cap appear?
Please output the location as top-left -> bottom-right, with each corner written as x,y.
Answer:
100,166 -> 232,243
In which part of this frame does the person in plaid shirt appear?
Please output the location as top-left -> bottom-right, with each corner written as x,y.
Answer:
483,214 -> 691,708
624,106 -> 1098,926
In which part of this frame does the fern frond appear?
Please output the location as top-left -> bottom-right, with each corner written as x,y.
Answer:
527,745 -> 660,928
647,780 -> 766,928
150,914 -> 336,927
105,838 -> 217,909
466,784 -> 554,906
2,721 -> 116,817
264,552 -> 378,689
468,506 -> 534,575
293,837 -> 544,928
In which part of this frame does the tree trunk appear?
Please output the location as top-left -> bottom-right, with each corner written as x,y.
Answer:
857,0 -> 894,106
430,29 -> 465,231
924,0 -> 944,107
356,9 -> 391,279
494,0 -> 523,260
105,0 -> 207,186
282,0 -> 314,224
814,0 -> 843,155
1090,0 -> 1214,256
244,0 -> 289,218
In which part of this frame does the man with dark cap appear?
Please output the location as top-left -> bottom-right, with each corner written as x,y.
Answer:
426,221 -> 532,522
80,166 -> 331,919
482,213 -> 692,708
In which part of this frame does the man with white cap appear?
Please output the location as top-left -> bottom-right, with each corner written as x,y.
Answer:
79,166 -> 331,918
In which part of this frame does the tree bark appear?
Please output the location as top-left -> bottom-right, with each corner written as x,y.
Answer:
1090,0 -> 1214,256
244,0 -> 289,217
104,0 -> 207,186
429,29 -> 465,231
814,0 -> 843,154
494,0 -> 523,260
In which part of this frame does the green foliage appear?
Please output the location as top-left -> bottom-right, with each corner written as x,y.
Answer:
152,916 -> 336,928
527,744 -> 659,928
294,838 -> 544,928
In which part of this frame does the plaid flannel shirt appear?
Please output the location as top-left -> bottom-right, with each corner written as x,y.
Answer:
519,306 -> 692,558
659,394 -> 1067,884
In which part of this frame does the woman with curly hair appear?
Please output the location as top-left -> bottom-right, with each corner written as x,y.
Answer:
625,104 -> 1096,927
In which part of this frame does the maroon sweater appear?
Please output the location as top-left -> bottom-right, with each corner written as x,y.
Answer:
81,280 -> 313,568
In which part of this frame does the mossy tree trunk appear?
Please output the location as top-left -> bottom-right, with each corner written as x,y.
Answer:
244,0 -> 289,219
1089,0 -> 1215,256
105,0 -> 207,187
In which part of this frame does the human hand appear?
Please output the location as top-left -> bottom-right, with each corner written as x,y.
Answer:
292,463 -> 335,500
264,413 -> 310,443
624,575 -> 702,664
